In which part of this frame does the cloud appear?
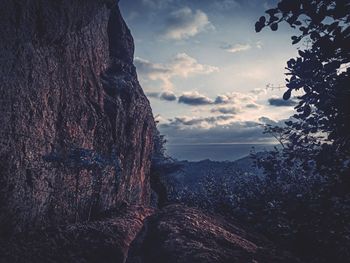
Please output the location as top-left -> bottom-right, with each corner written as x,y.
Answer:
146,92 -> 162,98
135,57 -> 173,89
213,0 -> 240,10
159,117 -> 272,144
163,114 -> 237,129
246,103 -> 261,109
221,43 -> 251,53
160,91 -> 177,101
177,91 -> 261,112
135,53 -> 218,90
256,41 -> 263,49
250,88 -> 267,95
214,92 -> 256,105
147,90 -> 263,115
178,91 -> 214,106
141,0 -> 173,9
162,7 -> 214,40
268,97 -> 297,107
171,53 -> 219,77
258,116 -> 294,127
258,116 -> 277,125
146,91 -> 177,101
211,106 -> 240,114
221,41 -> 264,53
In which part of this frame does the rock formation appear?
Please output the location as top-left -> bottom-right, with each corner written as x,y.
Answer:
126,205 -> 300,263
0,206 -> 155,263
0,0 -> 155,234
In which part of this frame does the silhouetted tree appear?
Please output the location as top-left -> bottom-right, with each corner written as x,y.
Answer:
251,1 -> 350,261
256,0 -> 350,171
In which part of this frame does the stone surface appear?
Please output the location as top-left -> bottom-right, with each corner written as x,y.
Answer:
0,205 -> 155,263
0,0 -> 155,234
127,204 -> 301,263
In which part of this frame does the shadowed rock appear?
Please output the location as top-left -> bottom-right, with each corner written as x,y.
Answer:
127,204 -> 301,263
0,0 -> 155,235
0,206 -> 155,263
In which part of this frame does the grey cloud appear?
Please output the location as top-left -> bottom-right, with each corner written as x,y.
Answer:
246,103 -> 260,109
160,91 -> 177,101
178,92 -> 214,106
159,119 -> 271,144
268,97 -> 297,107
162,7 -> 213,40
221,43 -> 251,53
135,54 -> 218,90
258,116 -> 277,125
141,0 -> 173,9
146,91 -> 177,101
213,0 -> 240,10
162,114 -> 236,128
146,91 -> 161,98
135,57 -> 170,76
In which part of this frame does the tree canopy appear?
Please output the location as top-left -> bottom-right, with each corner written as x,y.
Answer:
256,0 -> 350,157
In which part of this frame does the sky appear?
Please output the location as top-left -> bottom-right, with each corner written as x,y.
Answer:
119,0 -> 300,145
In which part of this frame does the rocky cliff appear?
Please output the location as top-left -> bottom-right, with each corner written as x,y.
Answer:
0,0 -> 155,234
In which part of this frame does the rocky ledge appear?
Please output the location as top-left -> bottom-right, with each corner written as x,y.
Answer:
0,204 -> 301,263
127,204 -> 300,263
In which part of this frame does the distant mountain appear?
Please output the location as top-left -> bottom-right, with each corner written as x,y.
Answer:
160,154 -> 264,191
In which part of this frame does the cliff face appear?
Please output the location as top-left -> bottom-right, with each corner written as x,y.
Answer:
0,0 -> 155,234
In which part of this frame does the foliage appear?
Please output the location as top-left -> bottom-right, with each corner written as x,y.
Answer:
256,0 -> 350,158
162,155 -> 350,263
250,1 -> 350,261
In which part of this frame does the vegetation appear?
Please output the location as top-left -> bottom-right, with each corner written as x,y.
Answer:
159,1 -> 350,262
243,1 -> 350,261
255,0 -> 350,177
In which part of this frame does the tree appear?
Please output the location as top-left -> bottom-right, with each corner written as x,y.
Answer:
255,0 -> 350,167
252,2 -> 350,261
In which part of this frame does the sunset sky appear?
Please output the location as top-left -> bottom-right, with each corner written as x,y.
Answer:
119,0 -> 299,145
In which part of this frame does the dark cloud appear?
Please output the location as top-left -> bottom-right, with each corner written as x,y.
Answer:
160,91 -> 177,101
258,116 -> 277,125
159,119 -> 271,144
178,92 -> 214,106
157,114 -> 292,145
259,116 -> 295,127
146,91 -> 177,101
268,97 -> 297,107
